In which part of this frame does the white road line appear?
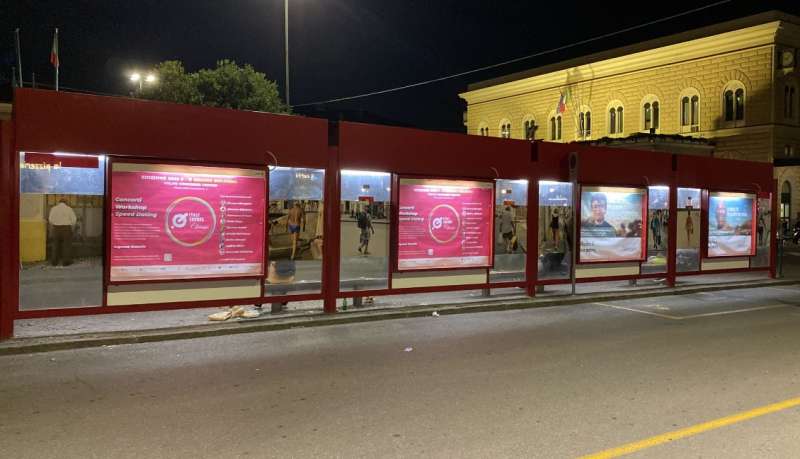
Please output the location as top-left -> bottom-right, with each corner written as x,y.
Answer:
594,302 -> 679,320
681,304 -> 791,319
594,302 -> 791,320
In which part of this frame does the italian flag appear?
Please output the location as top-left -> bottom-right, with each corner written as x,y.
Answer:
50,28 -> 59,68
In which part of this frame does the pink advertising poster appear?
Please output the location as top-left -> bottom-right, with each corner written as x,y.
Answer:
110,163 -> 266,282
397,178 -> 494,271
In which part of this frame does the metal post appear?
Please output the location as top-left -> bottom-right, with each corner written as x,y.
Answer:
284,0 -> 290,107
14,29 -> 23,88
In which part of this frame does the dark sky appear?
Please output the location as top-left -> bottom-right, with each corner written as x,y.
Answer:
2,0 -> 799,132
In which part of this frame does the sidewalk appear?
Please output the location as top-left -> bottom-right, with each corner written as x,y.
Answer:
2,271 -> 796,355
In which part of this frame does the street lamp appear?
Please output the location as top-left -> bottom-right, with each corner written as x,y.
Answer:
129,71 -> 157,93
284,0 -> 290,106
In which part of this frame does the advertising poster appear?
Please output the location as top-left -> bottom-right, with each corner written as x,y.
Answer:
397,178 -> 494,270
110,163 -> 266,281
579,186 -> 645,262
708,192 -> 755,257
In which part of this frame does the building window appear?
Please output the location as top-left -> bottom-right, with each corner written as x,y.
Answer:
680,91 -> 700,132
786,145 -> 795,157
523,119 -> 537,140
723,82 -> 745,124
785,84 -> 797,119
578,110 -> 591,138
641,96 -> 660,132
549,116 -> 562,141
499,122 -> 512,139
781,181 -> 791,227
608,105 -> 623,135
478,124 -> 489,136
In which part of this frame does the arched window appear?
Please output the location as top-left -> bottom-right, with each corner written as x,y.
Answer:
641,96 -> 660,132
723,82 -> 745,125
500,120 -> 511,139
577,107 -> 591,139
549,114 -> 562,141
679,89 -> 701,132
609,108 -> 616,134
781,180 -> 791,226
523,118 -> 537,140
478,122 -> 489,137
784,83 -> 797,120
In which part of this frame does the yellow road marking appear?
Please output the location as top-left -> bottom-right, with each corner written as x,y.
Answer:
580,396 -> 800,458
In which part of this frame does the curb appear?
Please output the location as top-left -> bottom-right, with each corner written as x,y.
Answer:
1,279 -> 797,356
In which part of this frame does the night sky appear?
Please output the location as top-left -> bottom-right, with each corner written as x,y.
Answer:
2,0 -> 798,132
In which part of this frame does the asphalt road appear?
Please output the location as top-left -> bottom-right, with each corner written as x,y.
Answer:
3,285 -> 800,458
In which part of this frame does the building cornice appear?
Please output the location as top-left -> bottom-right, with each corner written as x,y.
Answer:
461,20 -> 786,105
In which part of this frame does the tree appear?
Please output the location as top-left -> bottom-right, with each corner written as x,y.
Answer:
139,60 -> 289,114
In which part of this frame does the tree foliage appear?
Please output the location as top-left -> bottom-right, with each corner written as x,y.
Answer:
139,60 -> 289,114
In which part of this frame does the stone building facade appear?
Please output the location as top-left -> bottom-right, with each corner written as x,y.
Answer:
460,11 -> 800,226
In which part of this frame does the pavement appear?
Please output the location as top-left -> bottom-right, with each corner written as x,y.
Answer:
3,270 -> 795,355
3,284 -> 800,458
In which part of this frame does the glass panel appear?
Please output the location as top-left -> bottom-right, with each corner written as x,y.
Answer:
681,97 -> 690,126
642,186 -> 669,274
491,179 -> 528,283
556,117 -> 561,139
691,96 -> 699,126
751,197 -> 771,268
609,109 -> 616,134
617,107 -> 624,132
735,89 -> 744,121
586,112 -> 591,135
653,102 -> 659,129
677,188 -> 701,272
538,181 -> 573,280
724,90 -> 734,121
339,170 -> 391,292
19,152 -> 105,310
550,118 -> 555,140
644,103 -> 651,130
266,167 -> 325,296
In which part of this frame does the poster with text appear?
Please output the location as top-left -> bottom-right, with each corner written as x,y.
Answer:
397,178 -> 494,270
708,193 -> 755,257
579,186 -> 645,262
110,163 -> 266,281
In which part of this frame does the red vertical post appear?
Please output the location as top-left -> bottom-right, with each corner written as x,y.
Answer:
666,159 -> 678,287
322,140 -> 341,314
770,179 -> 778,278
0,121 -> 17,340
526,149 -> 538,297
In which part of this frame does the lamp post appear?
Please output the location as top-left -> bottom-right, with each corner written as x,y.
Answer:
129,72 -> 157,95
284,0 -> 290,107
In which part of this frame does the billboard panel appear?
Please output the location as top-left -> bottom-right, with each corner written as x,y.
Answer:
579,186 -> 646,262
708,192 -> 755,257
397,178 -> 494,271
110,163 -> 266,282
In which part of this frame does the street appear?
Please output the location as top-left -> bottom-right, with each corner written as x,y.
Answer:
3,285 -> 800,458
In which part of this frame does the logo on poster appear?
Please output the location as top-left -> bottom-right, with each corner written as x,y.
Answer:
428,204 -> 461,244
165,197 -> 218,247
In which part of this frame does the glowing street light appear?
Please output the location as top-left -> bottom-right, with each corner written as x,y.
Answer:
128,71 -> 157,93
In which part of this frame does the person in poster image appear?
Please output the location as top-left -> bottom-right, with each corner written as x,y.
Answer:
356,206 -> 374,255
757,209 -> 765,245
583,193 -> 617,238
714,199 -> 734,232
685,209 -> 695,243
499,206 -> 516,253
650,210 -> 663,249
287,202 -> 305,260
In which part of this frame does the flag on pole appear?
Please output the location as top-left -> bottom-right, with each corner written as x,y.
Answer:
50,29 -> 59,68
51,28 -> 59,91
556,87 -> 571,114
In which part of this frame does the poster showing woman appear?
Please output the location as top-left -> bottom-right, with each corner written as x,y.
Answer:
708,192 -> 755,257
579,186 -> 645,262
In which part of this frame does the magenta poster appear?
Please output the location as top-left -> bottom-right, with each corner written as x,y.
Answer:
110,163 -> 266,281
397,178 -> 494,271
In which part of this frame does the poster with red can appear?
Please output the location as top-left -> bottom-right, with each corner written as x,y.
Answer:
397,178 -> 494,271
109,163 -> 266,282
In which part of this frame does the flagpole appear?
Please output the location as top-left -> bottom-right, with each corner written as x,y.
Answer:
14,28 -> 23,87
54,28 -> 59,91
